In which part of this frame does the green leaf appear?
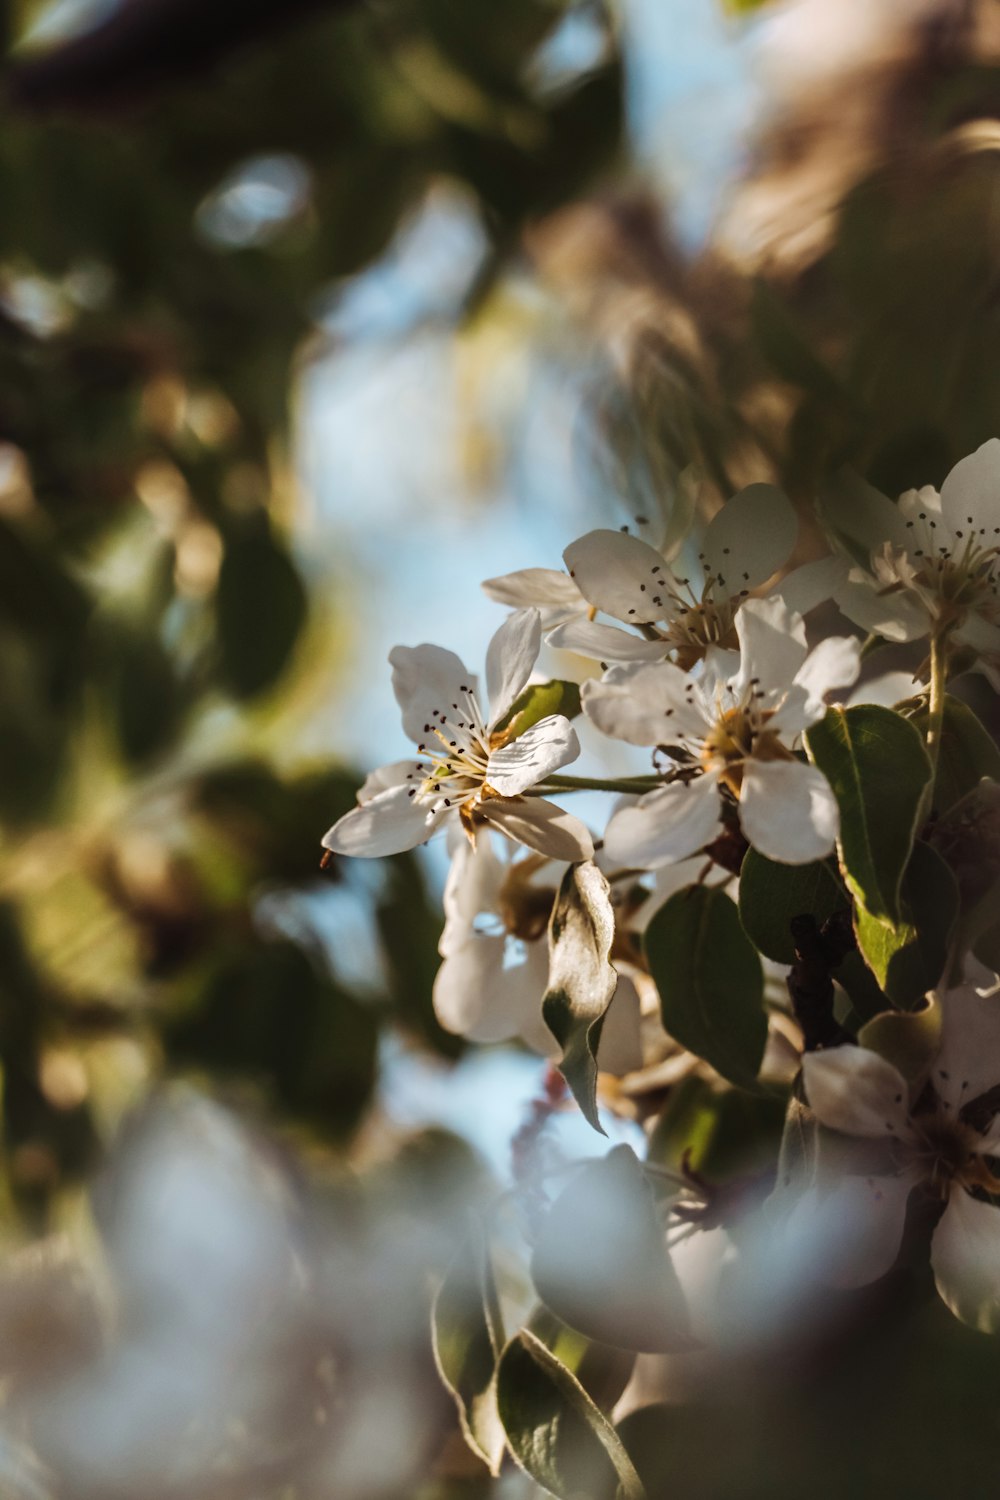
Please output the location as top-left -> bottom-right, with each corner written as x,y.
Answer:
805,705 -> 932,924
930,779 -> 1000,952
496,1329 -> 646,1500
215,526 -> 307,699
899,695 -> 1000,814
432,1222 -> 506,1474
495,679 -> 582,739
738,849 -> 847,965
643,885 -> 766,1087
527,1308 -> 636,1414
542,861 -> 618,1134
859,994 -> 942,1083
854,841 -> 958,1008
531,1146 -> 692,1354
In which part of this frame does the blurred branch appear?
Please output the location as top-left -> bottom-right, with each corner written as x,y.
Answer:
4,0 -> 364,112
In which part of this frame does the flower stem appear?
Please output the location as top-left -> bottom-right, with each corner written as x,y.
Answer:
535,773 -> 663,795
927,631 -> 947,771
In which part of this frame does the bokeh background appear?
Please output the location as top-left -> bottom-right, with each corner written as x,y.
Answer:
5,0 -> 1000,1496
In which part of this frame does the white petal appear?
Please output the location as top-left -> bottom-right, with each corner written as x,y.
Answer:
898,483 -> 943,527
940,438 -> 1000,542
801,1046 -> 913,1139
546,618 -> 668,663
563,530 -> 676,625
434,934 -> 551,1047
831,569 -> 929,642
782,1173 -> 914,1290
954,609 -> 1000,665
482,567 -> 582,614
595,975 -> 643,1076
739,759 -> 839,864
485,608 -> 541,728
487,714 -> 580,796
603,773 -> 722,869
322,784 -> 445,858
730,597 -> 808,702
932,984 -> 1000,1117
390,643 -> 478,744
356,760 -> 414,802
440,836 -> 505,955
702,483 -> 797,593
582,662 -> 709,746
771,634 -> 861,733
771,554 -> 850,617
931,1188 -> 1000,1333
848,670 -> 917,710
818,470 -> 911,556
480,797 -> 594,861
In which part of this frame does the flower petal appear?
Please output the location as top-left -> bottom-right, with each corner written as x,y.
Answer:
832,569 -> 929,642
322,784 -> 446,858
547,618 -> 668,662
390,643 -> 477,745
730,597 -> 808,703
848,670 -> 918,710
563,530 -> 677,625
487,714 -> 580,795
480,797 -> 594,861
440,836 -> 506,955
603,773 -> 722,869
770,634 -> 861,734
940,438 -> 1000,542
932,984 -> 1000,1118
772,554 -> 851,617
356,760 -> 416,801
818,470 -> 911,556
595,975 -> 643,1076
782,1173 -> 914,1290
801,1046 -> 912,1139
433,933 -> 552,1047
702,483 -> 797,593
738,759 -> 839,863
482,567 -> 582,615
485,608 -> 541,728
931,1188 -> 1000,1333
582,662 -> 709,746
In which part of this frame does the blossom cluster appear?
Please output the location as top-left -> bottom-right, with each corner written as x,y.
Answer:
323,439 -> 1000,1400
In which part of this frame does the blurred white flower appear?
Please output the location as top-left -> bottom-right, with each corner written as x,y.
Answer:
797,986 -> 1000,1330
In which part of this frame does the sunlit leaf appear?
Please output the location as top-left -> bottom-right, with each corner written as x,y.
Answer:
542,860 -> 618,1134
805,705 -> 932,924
496,1328 -> 646,1500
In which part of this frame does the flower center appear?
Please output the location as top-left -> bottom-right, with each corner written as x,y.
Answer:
909,1110 -> 1000,1198
662,597 -> 739,670
896,509 -> 1000,627
700,701 -> 791,794
405,686 -> 495,814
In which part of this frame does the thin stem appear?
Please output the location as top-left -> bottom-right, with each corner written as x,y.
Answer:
859,631 -> 887,661
536,773 -> 663,795
927,630 -> 947,771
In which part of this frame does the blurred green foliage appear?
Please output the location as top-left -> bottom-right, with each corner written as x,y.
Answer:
0,0 -> 624,1222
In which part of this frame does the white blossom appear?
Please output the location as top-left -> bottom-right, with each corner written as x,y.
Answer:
798,987 -> 1000,1331
822,440 -> 1000,680
486,483 -> 841,670
322,609 -> 593,862
582,597 -> 860,866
